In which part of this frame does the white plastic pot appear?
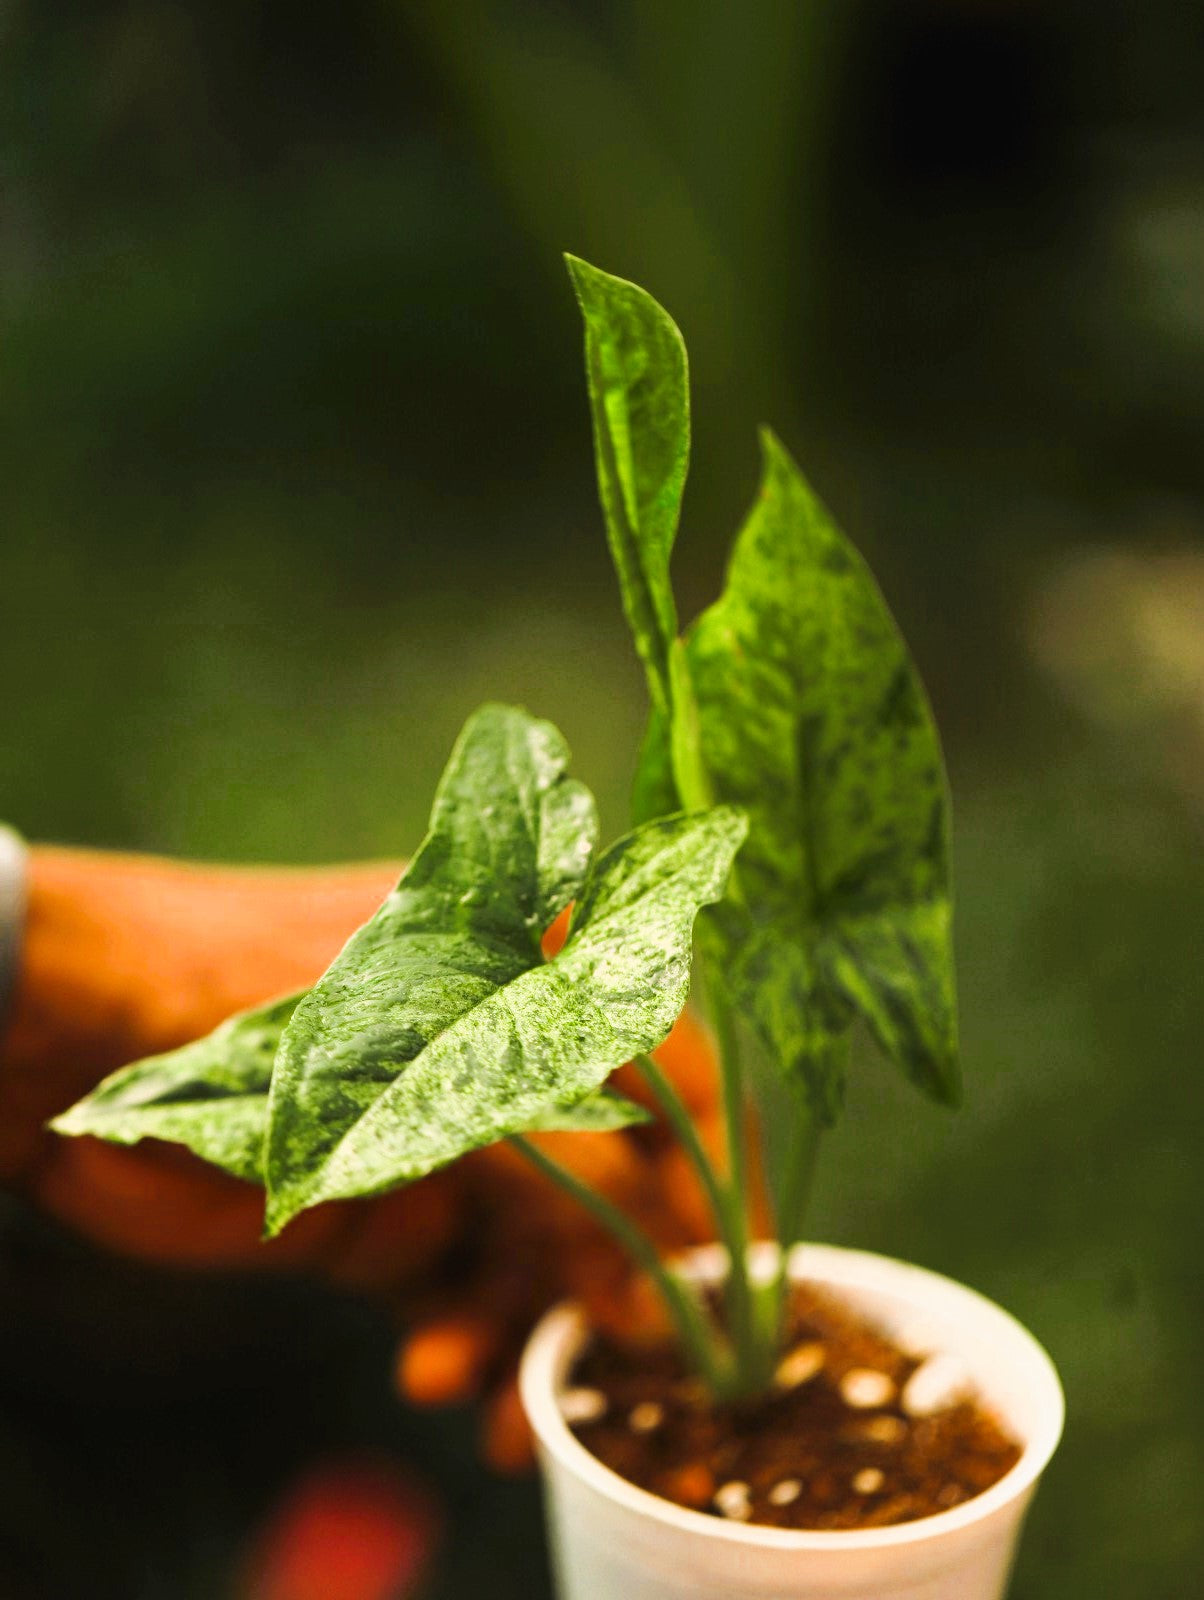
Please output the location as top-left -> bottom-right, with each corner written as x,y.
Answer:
520,1243 -> 1063,1600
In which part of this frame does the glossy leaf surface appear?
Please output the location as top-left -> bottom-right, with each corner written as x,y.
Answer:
264,702 -> 745,1231
638,430 -> 958,1117
567,254 -> 687,717
52,994 -> 302,1182
52,988 -> 647,1179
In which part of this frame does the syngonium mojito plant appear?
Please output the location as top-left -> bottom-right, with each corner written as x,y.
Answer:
54,258 -> 957,1399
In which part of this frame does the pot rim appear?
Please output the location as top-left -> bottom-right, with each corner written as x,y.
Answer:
519,1241 -> 1064,1553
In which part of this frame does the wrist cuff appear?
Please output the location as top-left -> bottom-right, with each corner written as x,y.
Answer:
0,825 -> 28,1038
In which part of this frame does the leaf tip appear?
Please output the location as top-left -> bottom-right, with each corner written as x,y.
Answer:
261,1152 -> 301,1238
261,1192 -> 293,1240
563,251 -> 598,301
755,423 -> 796,480
563,255 -> 684,348
563,253 -> 631,321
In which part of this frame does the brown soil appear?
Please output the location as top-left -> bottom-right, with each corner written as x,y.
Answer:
565,1283 -> 1021,1531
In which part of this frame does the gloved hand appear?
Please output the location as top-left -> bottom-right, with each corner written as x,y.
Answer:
0,846 -> 726,1469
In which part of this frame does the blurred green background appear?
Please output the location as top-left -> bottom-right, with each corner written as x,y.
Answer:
2,2 -> 1202,1596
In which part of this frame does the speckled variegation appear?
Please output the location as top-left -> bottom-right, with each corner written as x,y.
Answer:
566,254 -> 687,720
633,430 -> 959,1120
262,705 -> 745,1232
51,993 -> 303,1182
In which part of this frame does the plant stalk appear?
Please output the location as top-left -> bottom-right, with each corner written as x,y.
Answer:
703,973 -> 760,1386
509,1134 -> 729,1393
632,1052 -> 730,1243
664,643 -> 759,1385
767,1101 -> 824,1341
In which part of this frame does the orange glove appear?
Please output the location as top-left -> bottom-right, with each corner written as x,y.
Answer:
0,846 -> 727,1469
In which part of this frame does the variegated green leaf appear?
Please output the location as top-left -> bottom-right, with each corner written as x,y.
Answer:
566,254 -> 687,718
505,1088 -> 651,1134
265,803 -> 745,1232
638,429 -> 958,1118
51,993 -> 302,1182
51,988 -> 647,1180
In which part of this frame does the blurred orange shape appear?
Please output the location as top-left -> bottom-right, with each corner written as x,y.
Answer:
241,1458 -> 441,1600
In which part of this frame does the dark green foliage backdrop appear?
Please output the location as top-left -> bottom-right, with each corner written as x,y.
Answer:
1,4 -> 1202,1596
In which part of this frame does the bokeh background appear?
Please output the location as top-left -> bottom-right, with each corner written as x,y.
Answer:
2,2 -> 1202,1596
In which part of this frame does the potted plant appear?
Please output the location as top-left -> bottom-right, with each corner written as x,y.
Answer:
55,259 -> 1062,1600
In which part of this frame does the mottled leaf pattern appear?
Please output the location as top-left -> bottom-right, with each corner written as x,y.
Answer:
639,430 -> 958,1118
54,250 -> 960,1298
51,993 -> 302,1182
265,804 -> 744,1230
524,1090 -> 652,1133
264,704 -> 596,1225
51,705 -> 683,1204
566,255 -> 687,717
51,985 -> 646,1180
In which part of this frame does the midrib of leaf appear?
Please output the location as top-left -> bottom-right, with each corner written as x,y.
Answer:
270,962 -> 534,1201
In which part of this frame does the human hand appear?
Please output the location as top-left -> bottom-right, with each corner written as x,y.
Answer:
0,845 -> 402,1202
1,847 -> 727,1468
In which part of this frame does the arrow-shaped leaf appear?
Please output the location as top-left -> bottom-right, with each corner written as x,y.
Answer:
637,429 -> 958,1119
52,703 -> 634,1184
265,798 -> 745,1232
